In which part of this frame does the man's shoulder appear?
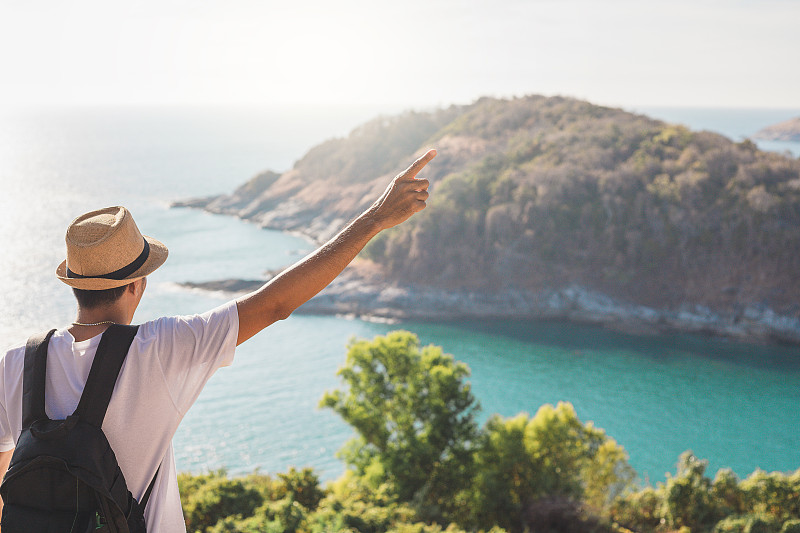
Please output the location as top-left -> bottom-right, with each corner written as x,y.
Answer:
3,337 -> 26,355
1,329 -> 69,378
1,340 -> 26,369
135,300 -> 239,343
131,301 -> 239,388
2,329 -> 59,362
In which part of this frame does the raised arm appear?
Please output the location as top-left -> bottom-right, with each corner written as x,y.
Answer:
235,149 -> 436,345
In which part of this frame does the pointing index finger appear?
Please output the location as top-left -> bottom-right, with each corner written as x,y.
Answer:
399,149 -> 437,181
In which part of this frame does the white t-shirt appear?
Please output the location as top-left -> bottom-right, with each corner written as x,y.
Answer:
0,301 -> 239,532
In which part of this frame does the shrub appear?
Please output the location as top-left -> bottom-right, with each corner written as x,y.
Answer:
741,470 -> 800,522
180,473 -> 264,533
661,451 -> 723,531
273,467 -> 325,511
609,486 -> 663,532
468,404 -> 633,532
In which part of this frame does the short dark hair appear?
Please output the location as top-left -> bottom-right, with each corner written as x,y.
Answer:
72,284 -> 131,309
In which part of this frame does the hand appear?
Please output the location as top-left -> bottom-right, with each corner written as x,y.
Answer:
370,149 -> 436,230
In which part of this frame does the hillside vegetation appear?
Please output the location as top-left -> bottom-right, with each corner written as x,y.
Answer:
364,97 -> 800,313
179,95 -> 800,318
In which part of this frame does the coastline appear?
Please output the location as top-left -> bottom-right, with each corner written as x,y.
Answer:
178,266 -> 800,347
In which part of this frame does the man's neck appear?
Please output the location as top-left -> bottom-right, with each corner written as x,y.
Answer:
69,306 -> 130,342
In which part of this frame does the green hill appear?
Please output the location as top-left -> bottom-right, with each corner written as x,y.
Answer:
175,95 -> 800,340
369,97 -> 800,312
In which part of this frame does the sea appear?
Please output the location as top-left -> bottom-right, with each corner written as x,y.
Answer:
1,103 -> 799,485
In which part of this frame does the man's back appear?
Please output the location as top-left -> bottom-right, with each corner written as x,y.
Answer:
0,302 -> 238,531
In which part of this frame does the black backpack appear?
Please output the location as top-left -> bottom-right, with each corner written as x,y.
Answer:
0,325 -> 156,533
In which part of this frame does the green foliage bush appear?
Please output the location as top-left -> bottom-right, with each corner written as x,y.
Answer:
178,467 -> 325,533
468,405 -> 633,532
609,485 -> 662,531
661,452 -> 723,531
610,454 -> 800,533
713,468 -> 746,517
740,469 -> 800,522
320,331 -> 480,523
320,332 -> 635,532
273,467 -> 325,511
179,471 -> 264,533
179,332 -> 800,533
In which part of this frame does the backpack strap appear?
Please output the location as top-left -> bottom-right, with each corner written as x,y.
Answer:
74,324 -> 140,428
21,329 -> 58,430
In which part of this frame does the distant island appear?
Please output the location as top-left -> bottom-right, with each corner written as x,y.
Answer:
173,95 -> 800,345
754,116 -> 800,142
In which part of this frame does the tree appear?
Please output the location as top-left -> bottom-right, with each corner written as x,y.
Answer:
179,471 -> 264,533
320,331 -> 480,522
468,403 -> 634,533
661,451 -> 722,532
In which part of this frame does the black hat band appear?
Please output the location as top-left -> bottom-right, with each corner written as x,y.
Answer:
67,239 -> 150,281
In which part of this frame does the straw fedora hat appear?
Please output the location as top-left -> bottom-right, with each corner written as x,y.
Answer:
56,206 -> 169,290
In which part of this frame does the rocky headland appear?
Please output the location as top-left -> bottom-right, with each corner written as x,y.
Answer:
173,95 -> 800,345
754,116 -> 800,142
178,261 -> 800,345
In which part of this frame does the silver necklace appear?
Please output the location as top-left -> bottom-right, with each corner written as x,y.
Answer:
71,320 -> 116,327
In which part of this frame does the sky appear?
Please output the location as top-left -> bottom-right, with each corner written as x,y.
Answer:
1,0 -> 799,109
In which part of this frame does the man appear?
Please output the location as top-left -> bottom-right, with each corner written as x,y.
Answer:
0,149 -> 436,531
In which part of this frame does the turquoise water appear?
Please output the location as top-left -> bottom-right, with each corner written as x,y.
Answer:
1,106 -> 798,485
